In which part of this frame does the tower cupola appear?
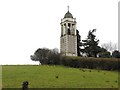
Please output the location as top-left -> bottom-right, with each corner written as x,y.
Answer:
64,11 -> 73,18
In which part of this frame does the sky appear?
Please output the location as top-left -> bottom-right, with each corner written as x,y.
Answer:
0,0 -> 119,65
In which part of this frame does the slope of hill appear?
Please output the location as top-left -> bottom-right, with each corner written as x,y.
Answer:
2,65 -> 118,88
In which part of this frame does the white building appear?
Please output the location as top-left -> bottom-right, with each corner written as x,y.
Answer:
60,9 -> 78,56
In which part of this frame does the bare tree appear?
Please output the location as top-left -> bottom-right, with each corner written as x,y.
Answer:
101,41 -> 118,52
52,48 -> 59,54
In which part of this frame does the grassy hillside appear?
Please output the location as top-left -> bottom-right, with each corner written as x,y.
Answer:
2,65 -> 118,88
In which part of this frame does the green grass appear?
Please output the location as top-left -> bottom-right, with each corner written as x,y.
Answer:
2,65 -> 118,88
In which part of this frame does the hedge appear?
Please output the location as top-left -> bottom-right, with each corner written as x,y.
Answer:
60,56 -> 120,70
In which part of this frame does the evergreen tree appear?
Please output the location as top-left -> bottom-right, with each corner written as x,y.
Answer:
82,29 -> 101,57
76,30 -> 83,56
98,47 -> 111,58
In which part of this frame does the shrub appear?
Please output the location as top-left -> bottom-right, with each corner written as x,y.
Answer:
60,56 -> 120,70
112,50 -> 120,58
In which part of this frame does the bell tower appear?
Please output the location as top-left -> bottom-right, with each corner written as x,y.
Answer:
60,7 -> 77,56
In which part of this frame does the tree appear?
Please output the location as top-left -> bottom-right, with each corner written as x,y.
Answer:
101,41 -> 117,52
30,54 -> 39,61
82,29 -> 101,57
33,48 -> 50,64
47,49 -> 61,65
98,48 -> 111,58
112,50 -> 120,58
76,30 -> 83,56
30,48 -> 61,65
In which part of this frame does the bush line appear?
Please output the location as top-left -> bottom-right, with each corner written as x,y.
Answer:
60,56 -> 120,70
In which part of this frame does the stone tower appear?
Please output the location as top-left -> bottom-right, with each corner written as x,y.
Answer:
60,8 -> 77,56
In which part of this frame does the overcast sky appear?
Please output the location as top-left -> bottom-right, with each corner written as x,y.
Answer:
0,0 -> 119,65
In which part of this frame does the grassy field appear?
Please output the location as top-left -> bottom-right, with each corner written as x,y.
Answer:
2,65 -> 118,88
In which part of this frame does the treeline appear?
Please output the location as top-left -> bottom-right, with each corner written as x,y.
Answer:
30,29 -> 120,70
31,48 -> 120,70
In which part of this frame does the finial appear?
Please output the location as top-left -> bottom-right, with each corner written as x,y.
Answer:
67,5 -> 69,11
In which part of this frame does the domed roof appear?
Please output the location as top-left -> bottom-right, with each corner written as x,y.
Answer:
64,11 -> 73,18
